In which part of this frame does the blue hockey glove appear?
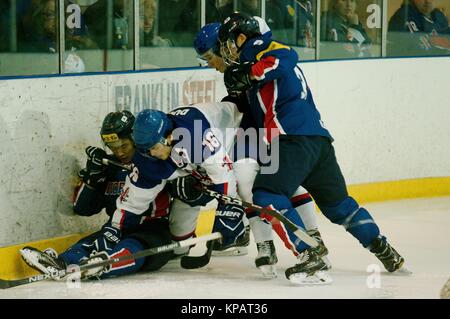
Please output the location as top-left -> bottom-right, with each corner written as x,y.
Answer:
83,146 -> 108,187
167,175 -> 212,207
92,224 -> 121,253
213,204 -> 246,249
224,62 -> 254,93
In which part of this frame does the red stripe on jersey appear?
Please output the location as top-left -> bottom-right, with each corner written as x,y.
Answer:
251,56 -> 277,80
258,81 -> 281,143
119,209 -> 126,228
110,248 -> 135,269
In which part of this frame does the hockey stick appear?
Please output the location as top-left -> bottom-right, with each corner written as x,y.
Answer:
180,237 -> 217,269
0,232 -> 222,289
202,189 -> 319,248
102,158 -> 132,171
103,158 -> 218,269
102,158 -> 318,260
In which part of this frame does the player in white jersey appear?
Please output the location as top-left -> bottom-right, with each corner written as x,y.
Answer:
111,102 -> 273,274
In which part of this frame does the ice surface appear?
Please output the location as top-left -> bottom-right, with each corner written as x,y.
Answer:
1,197 -> 449,299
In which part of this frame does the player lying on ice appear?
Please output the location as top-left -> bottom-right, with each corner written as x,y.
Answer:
20,110 -> 176,280
20,103 -> 259,281
20,108 -> 242,280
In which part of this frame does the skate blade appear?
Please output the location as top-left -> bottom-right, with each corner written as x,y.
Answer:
258,265 -> 278,279
212,247 -> 248,257
321,256 -> 332,270
391,265 -> 412,276
288,270 -> 333,286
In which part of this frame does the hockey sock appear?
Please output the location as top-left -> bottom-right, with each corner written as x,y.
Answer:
253,190 -> 309,253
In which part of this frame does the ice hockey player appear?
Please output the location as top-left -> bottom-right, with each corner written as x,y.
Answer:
126,102 -> 278,271
218,12 -> 406,285
194,21 -> 331,278
20,110 -> 174,280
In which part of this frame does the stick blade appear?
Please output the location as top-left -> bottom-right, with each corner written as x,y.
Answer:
180,240 -> 215,269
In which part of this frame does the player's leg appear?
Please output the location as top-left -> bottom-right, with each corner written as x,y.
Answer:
20,231 -> 101,280
303,136 -> 406,273
234,157 -> 278,277
291,186 -> 331,268
82,219 -> 173,279
211,159 -> 252,257
253,135 -> 331,285
169,199 -> 201,257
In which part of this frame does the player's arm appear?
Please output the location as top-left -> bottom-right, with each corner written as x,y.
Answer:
250,44 -> 299,83
111,168 -> 167,231
73,178 -> 106,216
224,43 -> 298,92
73,146 -> 108,216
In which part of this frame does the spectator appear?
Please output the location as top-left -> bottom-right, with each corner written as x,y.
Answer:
388,0 -> 450,56
140,0 -> 171,47
321,0 -> 372,57
19,0 -> 58,52
84,0 -> 133,49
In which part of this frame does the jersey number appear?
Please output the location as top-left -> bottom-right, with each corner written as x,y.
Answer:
294,65 -> 308,100
203,131 -> 221,152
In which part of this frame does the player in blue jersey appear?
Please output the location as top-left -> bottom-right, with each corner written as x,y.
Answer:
218,12 -> 407,285
194,21 -> 331,278
20,110 -> 175,280
388,0 -> 450,56
122,102 -> 268,262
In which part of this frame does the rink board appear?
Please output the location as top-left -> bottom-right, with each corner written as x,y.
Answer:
1,176 -> 450,281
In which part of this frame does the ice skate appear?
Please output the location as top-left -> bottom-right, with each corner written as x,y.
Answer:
20,246 -> 67,280
255,240 -> 278,278
285,247 -> 332,285
308,229 -> 332,270
369,236 -> 410,274
79,251 -> 111,279
212,225 -> 250,256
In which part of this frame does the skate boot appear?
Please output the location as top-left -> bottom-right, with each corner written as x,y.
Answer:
285,247 -> 333,285
307,229 -> 332,270
79,251 -> 111,279
20,246 -> 67,280
212,225 -> 250,256
255,240 -> 278,278
369,236 -> 406,273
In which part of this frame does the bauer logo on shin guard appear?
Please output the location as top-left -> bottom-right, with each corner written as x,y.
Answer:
216,210 -> 242,218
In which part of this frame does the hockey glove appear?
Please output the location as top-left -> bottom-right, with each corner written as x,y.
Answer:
92,224 -> 121,253
167,175 -> 213,207
224,62 -> 254,93
83,146 -> 107,188
213,204 -> 246,249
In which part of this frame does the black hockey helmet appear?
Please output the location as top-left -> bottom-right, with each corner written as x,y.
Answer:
100,110 -> 135,146
218,12 -> 261,46
218,12 -> 261,65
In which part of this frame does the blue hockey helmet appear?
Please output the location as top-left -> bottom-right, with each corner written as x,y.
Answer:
194,22 -> 221,56
133,109 -> 173,158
